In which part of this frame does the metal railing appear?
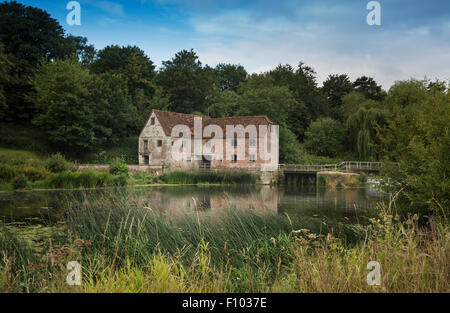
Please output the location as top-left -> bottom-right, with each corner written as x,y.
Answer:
279,161 -> 382,172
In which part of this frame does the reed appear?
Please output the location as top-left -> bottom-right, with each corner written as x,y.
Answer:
160,170 -> 258,185
0,191 -> 448,293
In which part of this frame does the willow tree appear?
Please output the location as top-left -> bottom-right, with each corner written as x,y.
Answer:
345,99 -> 387,160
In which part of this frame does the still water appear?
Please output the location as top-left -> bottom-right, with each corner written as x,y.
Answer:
0,185 -> 383,225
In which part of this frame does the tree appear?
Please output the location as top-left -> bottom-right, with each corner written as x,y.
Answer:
322,74 -> 354,121
304,118 -> 343,157
28,59 -> 98,154
0,46 -> 12,119
279,127 -> 301,163
214,63 -> 247,92
157,49 -> 216,114
237,78 -> 296,126
208,90 -> 241,118
345,100 -> 387,160
353,76 -> 386,101
268,63 -> 329,139
91,45 -> 156,127
90,72 -> 138,145
378,79 -> 450,214
0,1 -> 93,122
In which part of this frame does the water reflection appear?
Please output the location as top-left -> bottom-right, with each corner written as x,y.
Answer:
0,185 -> 383,225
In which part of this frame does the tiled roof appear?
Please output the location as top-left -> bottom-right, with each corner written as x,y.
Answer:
152,110 -> 274,137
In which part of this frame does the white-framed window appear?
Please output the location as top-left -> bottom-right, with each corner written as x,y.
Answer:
249,138 -> 257,147
249,154 -> 256,163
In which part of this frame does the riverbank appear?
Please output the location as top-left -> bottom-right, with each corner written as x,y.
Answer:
0,191 -> 448,293
0,149 -> 263,191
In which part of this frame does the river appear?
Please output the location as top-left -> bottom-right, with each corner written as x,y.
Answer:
0,185 -> 383,226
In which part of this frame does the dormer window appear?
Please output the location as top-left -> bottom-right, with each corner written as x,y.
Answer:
151,117 -> 155,125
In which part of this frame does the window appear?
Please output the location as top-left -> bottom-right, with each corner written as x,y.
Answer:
186,154 -> 191,162
143,140 -> 148,151
157,140 -> 162,147
249,138 -> 257,147
249,154 -> 256,163
231,154 -> 238,163
150,117 -> 155,125
231,139 -> 238,148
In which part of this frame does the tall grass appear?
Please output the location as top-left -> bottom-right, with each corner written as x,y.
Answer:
160,170 -> 258,185
0,191 -> 448,293
44,171 -> 128,189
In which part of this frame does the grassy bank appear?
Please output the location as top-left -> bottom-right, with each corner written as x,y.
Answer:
0,149 -> 129,190
0,148 -> 261,190
0,191 -> 448,293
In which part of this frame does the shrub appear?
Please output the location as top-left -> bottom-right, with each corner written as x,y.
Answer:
112,173 -> 128,186
0,163 -> 16,182
304,118 -> 344,157
12,174 -> 28,190
45,153 -> 73,173
109,157 -> 129,176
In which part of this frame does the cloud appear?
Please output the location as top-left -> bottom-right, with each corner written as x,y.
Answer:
188,7 -> 450,89
84,0 -> 125,17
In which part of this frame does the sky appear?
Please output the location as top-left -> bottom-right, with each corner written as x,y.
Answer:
17,0 -> 450,89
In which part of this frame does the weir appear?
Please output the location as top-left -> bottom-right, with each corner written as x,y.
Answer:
279,161 -> 382,186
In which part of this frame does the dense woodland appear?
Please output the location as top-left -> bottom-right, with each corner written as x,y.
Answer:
0,1 -> 448,214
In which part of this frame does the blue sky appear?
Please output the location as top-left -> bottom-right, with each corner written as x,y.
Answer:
18,0 -> 450,89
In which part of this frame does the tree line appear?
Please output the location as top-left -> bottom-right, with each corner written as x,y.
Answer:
0,1 -> 448,213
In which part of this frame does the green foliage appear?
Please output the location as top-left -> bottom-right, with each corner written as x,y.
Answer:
28,58 -> 98,154
214,63 -> 247,92
157,49 -> 217,114
109,157 -> 129,176
0,124 -> 51,153
279,127 -> 301,163
378,79 -> 450,214
268,63 -> 329,127
91,72 -> 138,142
0,148 -> 49,183
44,153 -> 73,173
343,95 -> 387,160
237,77 -> 295,126
0,1 -> 93,123
160,171 -> 258,185
90,45 -> 156,127
45,170 -> 127,189
131,172 -> 160,185
208,90 -> 241,118
12,174 -> 28,190
353,76 -> 386,101
84,137 -> 139,165
304,118 -> 343,157
322,74 -> 354,121
0,45 -> 12,119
